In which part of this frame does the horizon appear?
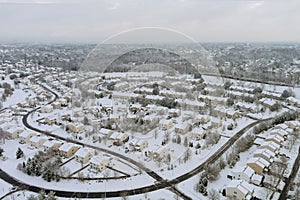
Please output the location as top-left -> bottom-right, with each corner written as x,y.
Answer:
1,0 -> 300,43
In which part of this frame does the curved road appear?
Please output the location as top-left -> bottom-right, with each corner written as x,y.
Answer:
0,82 -> 272,199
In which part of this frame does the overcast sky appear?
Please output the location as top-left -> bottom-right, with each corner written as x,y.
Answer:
0,0 -> 299,43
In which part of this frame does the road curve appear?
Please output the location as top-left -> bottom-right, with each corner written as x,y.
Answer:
0,82 -> 272,199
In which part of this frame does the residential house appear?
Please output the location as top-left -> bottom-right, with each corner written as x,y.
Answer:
253,148 -> 275,162
247,157 -> 270,174
44,116 -> 57,125
191,127 -> 206,140
29,136 -> 48,148
19,131 -> 37,144
67,123 -> 85,133
51,102 -> 61,109
228,166 -> 263,186
159,119 -> 173,130
41,105 -> 53,113
147,147 -> 170,161
109,132 -> 129,145
259,141 -> 280,153
129,139 -> 148,151
90,156 -> 110,171
43,140 -> 62,152
175,122 -> 191,134
99,128 -> 113,138
75,148 -> 94,164
270,129 -> 288,139
265,135 -> 284,146
58,143 -> 79,158
286,120 -> 300,130
7,127 -> 24,139
224,180 -> 254,200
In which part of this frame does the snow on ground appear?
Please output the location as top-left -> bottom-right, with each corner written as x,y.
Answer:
3,188 -> 176,200
0,140 -> 156,193
0,179 -> 13,198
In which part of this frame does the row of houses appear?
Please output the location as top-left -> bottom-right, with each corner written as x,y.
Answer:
224,121 -> 299,200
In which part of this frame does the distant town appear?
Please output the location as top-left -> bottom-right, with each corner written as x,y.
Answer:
0,43 -> 299,200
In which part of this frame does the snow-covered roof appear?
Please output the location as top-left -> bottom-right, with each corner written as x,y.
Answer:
99,128 -> 113,136
43,140 -> 62,148
75,148 -> 92,158
59,142 -> 78,152
19,131 -> 36,138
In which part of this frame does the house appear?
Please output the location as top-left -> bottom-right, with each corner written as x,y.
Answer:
224,180 -> 254,200
274,123 -> 289,131
51,102 -> 61,109
159,119 -> 173,130
129,139 -> 148,151
285,120 -> 300,130
99,128 -> 114,138
247,157 -> 270,174
44,116 -> 57,125
147,147 -> 170,161
265,135 -> 284,145
29,136 -> 48,148
19,131 -> 37,144
75,148 -> 94,164
168,108 -> 181,117
253,148 -> 275,162
259,141 -> 280,153
191,127 -> 206,140
43,140 -> 62,152
7,127 -> 24,139
210,117 -> 223,128
270,129 -> 288,139
58,143 -> 79,158
109,132 -> 129,145
175,122 -> 191,134
228,166 -> 263,186
287,96 -> 300,107
229,166 -> 255,182
58,98 -> 68,107
41,105 -> 53,113
67,123 -> 85,133
90,156 -> 110,171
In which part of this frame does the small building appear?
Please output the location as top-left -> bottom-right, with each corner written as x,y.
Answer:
44,116 -> 57,125
43,140 -> 62,152
29,136 -> 48,148
58,143 -> 79,158
51,102 -> 61,109
90,156 -> 110,172
224,180 -> 254,200
259,141 -> 280,153
75,148 -> 94,164
191,127 -> 206,140
41,105 -> 53,113
19,131 -> 37,144
159,119 -> 173,130
247,157 -> 270,174
253,148 -> 275,163
270,129 -> 288,139
7,127 -> 24,139
109,132 -> 129,145
175,122 -> 191,134
67,123 -> 85,133
265,135 -> 284,146
285,120 -> 300,130
99,128 -> 114,138
129,139 -> 148,151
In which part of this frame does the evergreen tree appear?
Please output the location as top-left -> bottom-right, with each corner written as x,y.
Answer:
0,147 -> 3,157
183,136 -> 188,147
16,147 -> 24,159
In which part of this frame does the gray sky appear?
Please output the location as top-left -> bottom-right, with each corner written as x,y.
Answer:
0,0 -> 299,43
